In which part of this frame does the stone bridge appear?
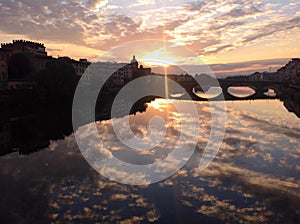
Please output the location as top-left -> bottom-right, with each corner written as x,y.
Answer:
172,79 -> 286,101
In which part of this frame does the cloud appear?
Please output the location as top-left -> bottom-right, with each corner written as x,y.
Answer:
220,5 -> 262,19
241,16 -> 300,44
184,1 -> 209,11
178,58 -> 289,76
0,0 -> 299,64
209,58 -> 290,76
0,0 -> 86,44
210,21 -> 245,30
204,44 -> 234,54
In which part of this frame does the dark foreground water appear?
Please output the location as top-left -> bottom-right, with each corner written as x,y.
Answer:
0,99 -> 299,224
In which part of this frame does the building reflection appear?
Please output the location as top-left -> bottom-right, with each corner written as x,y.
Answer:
0,105 -> 73,156
0,98 -> 149,156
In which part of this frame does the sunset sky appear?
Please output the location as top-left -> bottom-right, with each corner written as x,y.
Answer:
0,0 -> 299,76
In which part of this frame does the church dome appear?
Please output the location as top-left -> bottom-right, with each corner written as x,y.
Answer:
131,55 -> 138,64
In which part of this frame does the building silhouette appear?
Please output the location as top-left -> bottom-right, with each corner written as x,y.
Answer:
0,40 -> 54,80
0,40 -> 91,89
58,57 -> 91,76
108,55 -> 151,87
0,49 -> 9,81
275,58 -> 300,84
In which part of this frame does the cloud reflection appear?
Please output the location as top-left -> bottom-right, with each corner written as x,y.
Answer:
0,99 -> 299,223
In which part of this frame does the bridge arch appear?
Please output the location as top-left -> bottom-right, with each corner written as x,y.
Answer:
226,85 -> 256,99
192,86 -> 223,100
224,82 -> 257,91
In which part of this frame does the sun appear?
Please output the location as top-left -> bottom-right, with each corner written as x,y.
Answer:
140,48 -> 178,67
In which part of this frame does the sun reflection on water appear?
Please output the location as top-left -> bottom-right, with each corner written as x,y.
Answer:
147,98 -> 173,110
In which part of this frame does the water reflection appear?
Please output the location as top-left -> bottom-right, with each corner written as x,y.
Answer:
170,92 -> 185,98
264,88 -> 277,97
228,86 -> 256,98
0,99 -> 299,223
0,105 -> 73,156
193,87 -> 223,99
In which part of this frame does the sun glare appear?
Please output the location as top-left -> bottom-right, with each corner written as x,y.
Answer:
140,48 -> 177,67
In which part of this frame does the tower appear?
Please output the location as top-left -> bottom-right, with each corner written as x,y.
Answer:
131,55 -> 138,70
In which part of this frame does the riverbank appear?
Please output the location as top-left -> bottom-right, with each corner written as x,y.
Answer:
277,86 -> 300,117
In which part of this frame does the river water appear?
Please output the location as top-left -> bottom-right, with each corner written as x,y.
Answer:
0,98 -> 299,223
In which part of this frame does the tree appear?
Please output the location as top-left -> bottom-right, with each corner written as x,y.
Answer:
36,61 -> 79,100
